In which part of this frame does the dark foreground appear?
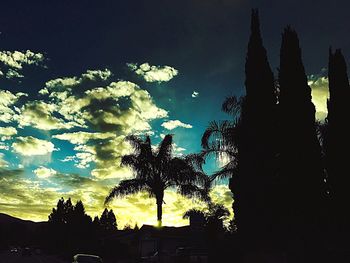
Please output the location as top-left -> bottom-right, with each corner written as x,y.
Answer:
0,251 -> 68,263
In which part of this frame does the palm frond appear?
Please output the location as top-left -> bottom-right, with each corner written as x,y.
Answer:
210,162 -> 238,181
156,134 -> 173,161
185,153 -> 205,171
200,146 -> 237,161
105,179 -> 149,204
221,96 -> 243,117
144,136 -> 153,156
166,157 -> 209,186
121,154 -> 138,167
125,135 -> 143,153
121,154 -> 151,180
201,120 -> 236,150
183,208 -> 205,219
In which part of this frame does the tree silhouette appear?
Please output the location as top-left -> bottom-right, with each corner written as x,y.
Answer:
105,134 -> 210,226
277,26 -> 326,259
72,200 -> 92,226
183,203 -> 231,262
100,208 -> 118,231
48,197 -> 66,225
48,198 -> 94,254
48,197 -> 77,225
324,48 -> 350,253
183,203 -> 230,231
201,97 -> 241,181
231,9 -> 277,247
93,216 -> 100,227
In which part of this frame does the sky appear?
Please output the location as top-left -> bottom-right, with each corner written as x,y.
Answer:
0,0 -> 349,227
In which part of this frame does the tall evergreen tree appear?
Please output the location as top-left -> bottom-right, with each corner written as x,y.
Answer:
48,197 -> 65,224
231,9 -> 277,245
100,208 -> 118,231
325,48 -> 350,250
277,26 -> 325,258
100,208 -> 109,231
107,209 -> 118,230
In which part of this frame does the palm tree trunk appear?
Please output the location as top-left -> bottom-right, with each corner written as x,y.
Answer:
156,195 -> 163,227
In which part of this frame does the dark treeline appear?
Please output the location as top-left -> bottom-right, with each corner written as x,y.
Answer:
46,197 -> 134,260
43,198 -> 130,260
202,9 -> 350,263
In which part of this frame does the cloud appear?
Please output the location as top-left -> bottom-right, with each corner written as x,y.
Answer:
308,74 -> 330,121
161,120 -> 193,130
0,153 -> 8,168
160,134 -> 187,155
44,77 -> 168,178
192,91 -> 199,98
33,166 -> 57,178
12,136 -> 55,156
0,89 -> 27,123
15,100 -> 78,130
82,69 -> 113,81
128,62 -> 178,82
53,133 -> 106,169
53,131 -> 116,145
0,50 -> 45,79
43,80 -> 168,133
43,68 -> 112,92
0,126 -> 17,141
0,142 -> 9,150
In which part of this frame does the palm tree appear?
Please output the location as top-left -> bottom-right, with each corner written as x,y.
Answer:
105,134 -> 210,227
200,96 -> 242,181
183,203 -> 230,229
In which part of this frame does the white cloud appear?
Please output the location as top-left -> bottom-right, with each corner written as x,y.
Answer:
0,142 -> 9,150
0,126 -> 17,141
15,101 -> 78,130
45,77 -> 80,90
6,69 -> 24,79
0,90 -> 27,123
43,68 -> 112,92
128,62 -> 178,82
33,166 -> 57,178
161,120 -> 193,130
40,75 -> 167,178
75,152 -> 96,169
82,69 -> 112,81
12,136 -> 55,156
53,131 -> 116,145
0,50 -> 45,79
308,74 -> 330,121
3,69 -> 169,179
192,91 -> 199,98
61,156 -> 75,163
173,143 -> 186,156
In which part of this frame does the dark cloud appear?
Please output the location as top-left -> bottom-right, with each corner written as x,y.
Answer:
53,173 -> 95,188
0,168 -> 23,178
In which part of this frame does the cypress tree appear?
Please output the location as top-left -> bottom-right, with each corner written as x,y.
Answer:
277,27 -> 325,258
325,49 -> 350,251
231,8 -> 277,249
107,209 -> 118,230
